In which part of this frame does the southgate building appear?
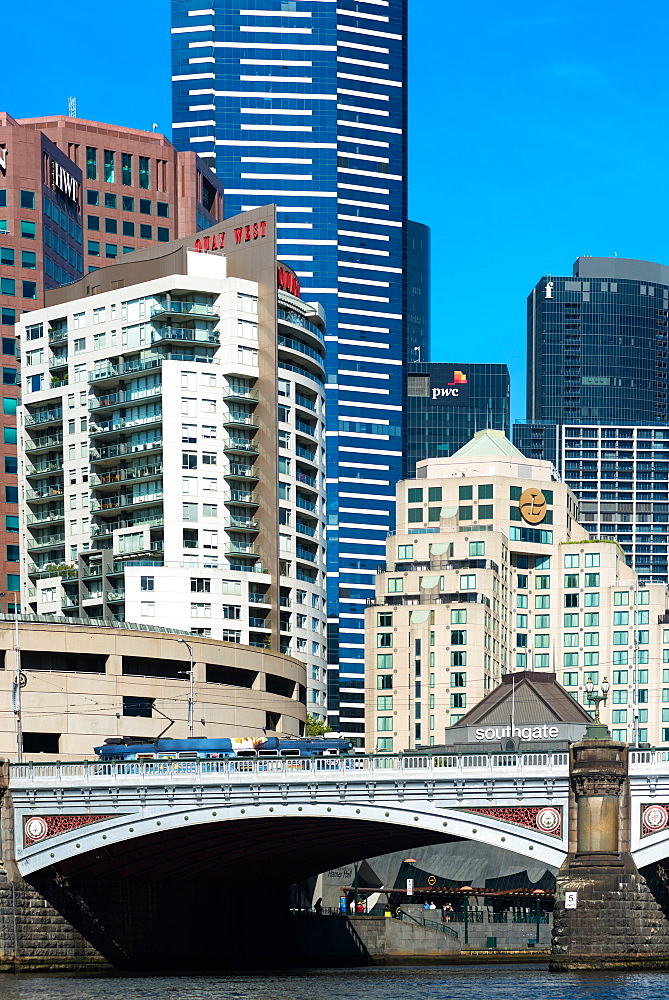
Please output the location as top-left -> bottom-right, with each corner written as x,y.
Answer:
17,208 -> 329,715
365,430 -> 669,751
0,112 -> 225,614
171,0 -> 408,738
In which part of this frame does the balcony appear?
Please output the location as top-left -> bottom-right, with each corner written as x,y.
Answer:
296,496 -> 317,513
90,439 -> 162,464
225,542 -> 261,556
107,590 -> 125,602
49,352 -> 68,370
295,393 -> 317,413
25,432 -> 63,453
296,520 -> 317,538
90,465 -> 163,488
249,617 -> 272,630
151,301 -> 219,319
278,334 -> 325,367
223,490 -> 259,506
296,418 -> 316,438
26,459 -> 63,477
48,327 -> 67,343
225,464 -> 259,481
225,516 -> 259,531
89,357 -> 162,384
26,484 -> 65,503
222,412 -> 258,430
25,408 -> 63,427
89,386 -> 162,410
249,593 -> 270,605
27,508 -> 64,525
221,437 -> 258,455
151,327 -> 219,346
296,445 -> 317,463
90,412 -> 162,437
50,376 -> 69,388
91,492 -> 163,513
90,511 -> 164,536
277,308 -> 324,343
28,532 -> 66,550
296,545 -> 317,563
221,385 -> 258,404
296,471 -> 317,489
26,563 -> 77,580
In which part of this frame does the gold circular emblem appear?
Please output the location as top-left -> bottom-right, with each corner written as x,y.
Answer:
519,488 -> 547,525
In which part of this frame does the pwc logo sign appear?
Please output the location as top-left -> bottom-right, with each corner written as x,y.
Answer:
431,370 -> 469,405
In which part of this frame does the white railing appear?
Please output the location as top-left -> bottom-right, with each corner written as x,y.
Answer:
630,750 -> 669,770
8,752 -> 570,785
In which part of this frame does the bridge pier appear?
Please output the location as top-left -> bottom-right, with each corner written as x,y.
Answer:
551,738 -> 669,970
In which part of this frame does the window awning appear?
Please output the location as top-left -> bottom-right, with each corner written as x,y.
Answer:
430,543 -> 449,556
420,575 -> 440,589
441,506 -> 458,518
410,609 -> 431,624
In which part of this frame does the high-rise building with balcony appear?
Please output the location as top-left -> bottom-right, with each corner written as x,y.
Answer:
17,209 -> 329,714
0,112 -> 225,614
171,0 -> 408,739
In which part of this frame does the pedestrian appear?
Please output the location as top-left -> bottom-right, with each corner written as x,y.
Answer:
314,897 -> 323,915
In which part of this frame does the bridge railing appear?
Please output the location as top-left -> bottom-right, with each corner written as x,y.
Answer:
630,750 -> 669,771
8,752 -> 569,784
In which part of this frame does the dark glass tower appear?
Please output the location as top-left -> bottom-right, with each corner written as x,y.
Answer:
406,220 -> 430,363
526,256 -> 669,427
171,0 -> 408,739
514,256 -> 669,584
405,363 -> 510,478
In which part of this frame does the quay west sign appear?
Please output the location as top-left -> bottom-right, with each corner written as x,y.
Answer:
192,219 -> 268,253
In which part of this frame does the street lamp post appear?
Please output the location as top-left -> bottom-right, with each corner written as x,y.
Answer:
585,676 -> 610,739
461,886 -> 473,945
404,857 -> 416,903
178,638 -> 194,738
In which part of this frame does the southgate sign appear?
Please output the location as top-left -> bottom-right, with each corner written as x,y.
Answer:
444,722 -> 589,746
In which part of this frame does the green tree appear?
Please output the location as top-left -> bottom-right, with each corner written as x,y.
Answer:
306,714 -> 332,736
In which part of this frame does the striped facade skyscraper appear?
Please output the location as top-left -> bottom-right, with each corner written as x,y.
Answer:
171,0 -> 408,738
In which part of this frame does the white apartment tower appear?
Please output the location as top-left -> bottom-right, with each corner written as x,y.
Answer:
18,209 -> 329,716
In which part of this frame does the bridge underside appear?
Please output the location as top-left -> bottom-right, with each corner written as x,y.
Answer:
53,816 -> 455,885
22,819 -> 457,970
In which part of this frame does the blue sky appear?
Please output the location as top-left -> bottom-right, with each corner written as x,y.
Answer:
4,1 -> 669,422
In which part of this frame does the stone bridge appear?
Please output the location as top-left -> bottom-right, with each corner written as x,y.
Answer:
2,744 -> 669,970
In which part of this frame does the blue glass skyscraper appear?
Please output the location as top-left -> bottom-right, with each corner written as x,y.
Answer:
171,0 -> 407,738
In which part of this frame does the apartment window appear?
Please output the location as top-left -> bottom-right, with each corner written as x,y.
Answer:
157,202 -> 170,218
478,483 -> 493,499
140,577 -> 154,591
584,652 -> 599,666
85,147 -> 99,180
103,150 -> 115,183
139,156 -> 150,189
377,612 -> 393,626
139,199 -> 152,215
203,503 -> 217,517
564,574 -> 579,588
614,591 -> 629,606
377,717 -> 393,732
20,221 -> 36,239
0,248 -> 14,266
563,654 -> 578,668
584,573 -> 600,588
157,227 -> 170,242
21,250 -> 36,269
535,614 -> 550,628
451,630 -> 466,645
408,507 -> 423,524
202,452 -> 217,465
191,578 -> 210,593
387,578 -> 403,593
458,505 -> 472,520
564,554 -> 579,568
183,502 -> 198,521
451,672 -> 466,687
141,602 -> 155,617
450,693 -> 466,709
459,484 -> 472,500
191,603 -> 212,618
122,152 -> 132,185
469,541 -> 485,556
398,545 -> 413,560
460,574 -> 475,590
451,609 -> 467,624
222,605 -> 241,620
182,452 -> 197,469
140,224 -> 152,239
584,592 -> 599,607
377,633 -> 392,648
585,552 -> 600,567
535,575 -> 550,589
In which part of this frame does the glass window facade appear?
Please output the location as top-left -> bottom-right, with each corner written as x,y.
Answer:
171,0 -> 408,740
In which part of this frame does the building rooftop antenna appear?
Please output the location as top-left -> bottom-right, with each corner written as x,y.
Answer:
68,96 -> 77,118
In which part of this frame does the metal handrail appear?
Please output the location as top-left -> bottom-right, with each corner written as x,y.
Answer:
396,908 -> 459,939
8,752 -> 570,783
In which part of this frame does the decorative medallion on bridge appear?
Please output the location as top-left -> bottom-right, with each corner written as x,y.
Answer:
456,805 -> 562,838
642,804 -> 669,837
24,814 -> 116,846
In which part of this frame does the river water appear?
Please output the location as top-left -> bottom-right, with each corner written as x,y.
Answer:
0,967 -> 666,1000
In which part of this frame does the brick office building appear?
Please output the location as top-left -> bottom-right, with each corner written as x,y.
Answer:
0,113 -> 225,611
